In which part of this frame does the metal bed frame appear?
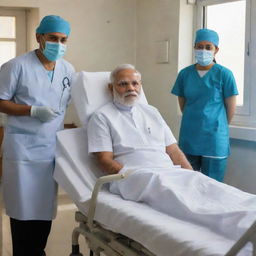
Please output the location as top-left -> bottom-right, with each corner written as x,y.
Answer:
69,173 -> 256,256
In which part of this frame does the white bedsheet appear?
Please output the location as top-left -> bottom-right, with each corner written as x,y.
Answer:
54,128 -> 251,256
78,191 -> 241,256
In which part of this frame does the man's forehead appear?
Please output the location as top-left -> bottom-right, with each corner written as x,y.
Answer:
44,32 -> 68,39
116,69 -> 140,79
196,40 -> 213,46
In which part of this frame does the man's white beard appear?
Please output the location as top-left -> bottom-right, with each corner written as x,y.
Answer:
113,89 -> 141,107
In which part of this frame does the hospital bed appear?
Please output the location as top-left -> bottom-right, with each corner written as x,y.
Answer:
53,71 -> 256,256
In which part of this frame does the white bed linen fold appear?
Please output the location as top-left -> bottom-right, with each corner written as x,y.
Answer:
109,167 -> 256,242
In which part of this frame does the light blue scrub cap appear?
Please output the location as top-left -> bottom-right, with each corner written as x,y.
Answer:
194,28 -> 219,47
36,15 -> 70,36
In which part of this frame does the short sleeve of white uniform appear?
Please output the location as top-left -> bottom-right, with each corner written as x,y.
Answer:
87,112 -> 113,154
155,108 -> 177,146
0,60 -> 20,100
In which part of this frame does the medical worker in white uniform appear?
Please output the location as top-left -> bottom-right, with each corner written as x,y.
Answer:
0,15 -> 74,256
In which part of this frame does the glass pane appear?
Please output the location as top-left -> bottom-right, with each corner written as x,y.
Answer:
206,0 -> 246,106
0,16 -> 16,38
0,41 -> 16,67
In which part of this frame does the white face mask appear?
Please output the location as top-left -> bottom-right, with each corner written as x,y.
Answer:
113,88 -> 141,107
195,49 -> 214,66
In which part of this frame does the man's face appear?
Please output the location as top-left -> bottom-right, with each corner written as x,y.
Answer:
36,32 -> 68,50
111,69 -> 142,107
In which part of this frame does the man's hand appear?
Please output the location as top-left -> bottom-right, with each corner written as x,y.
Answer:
30,106 -> 59,122
0,99 -> 31,116
166,144 -> 193,170
93,151 -> 123,175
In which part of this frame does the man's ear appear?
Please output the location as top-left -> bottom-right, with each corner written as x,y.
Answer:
214,47 -> 219,55
36,33 -> 41,43
108,83 -> 113,94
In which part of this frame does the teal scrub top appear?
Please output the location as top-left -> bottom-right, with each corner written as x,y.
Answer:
171,64 -> 238,157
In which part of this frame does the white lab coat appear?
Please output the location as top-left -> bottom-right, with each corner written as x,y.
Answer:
0,51 -> 74,220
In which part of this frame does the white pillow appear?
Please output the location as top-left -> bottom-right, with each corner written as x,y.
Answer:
71,71 -> 147,126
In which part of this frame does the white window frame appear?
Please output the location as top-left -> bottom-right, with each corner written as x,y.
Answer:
0,8 -> 27,61
196,0 -> 256,141
0,8 -> 27,127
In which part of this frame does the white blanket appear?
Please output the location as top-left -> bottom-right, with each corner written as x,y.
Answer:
77,191 -> 247,256
110,167 -> 256,241
54,128 -> 254,256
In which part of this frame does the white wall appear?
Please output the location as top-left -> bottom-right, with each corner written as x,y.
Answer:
136,0 -> 194,137
225,139 -> 256,194
0,0 -> 137,125
0,0 -> 187,130
0,0 -> 137,70
136,0 -> 181,136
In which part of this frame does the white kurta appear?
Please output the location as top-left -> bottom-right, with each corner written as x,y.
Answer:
0,51 -> 75,220
87,102 -> 256,241
87,102 -> 177,169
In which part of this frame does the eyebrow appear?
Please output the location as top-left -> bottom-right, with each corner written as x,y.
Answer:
117,79 -> 141,83
47,35 -> 68,40
196,44 -> 213,47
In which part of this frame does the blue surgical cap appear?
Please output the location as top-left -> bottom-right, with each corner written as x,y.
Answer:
194,28 -> 219,47
36,15 -> 70,36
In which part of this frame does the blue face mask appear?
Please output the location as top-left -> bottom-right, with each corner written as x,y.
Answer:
43,41 -> 67,61
195,49 -> 214,66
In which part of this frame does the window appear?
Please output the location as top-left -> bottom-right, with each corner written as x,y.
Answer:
196,0 -> 256,133
0,16 -> 16,66
0,9 -> 27,67
0,9 -> 27,127
206,1 -> 246,107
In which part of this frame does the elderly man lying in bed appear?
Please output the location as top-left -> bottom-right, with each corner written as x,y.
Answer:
87,64 -> 256,242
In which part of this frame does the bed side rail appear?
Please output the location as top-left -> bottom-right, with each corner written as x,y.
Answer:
87,172 -> 129,231
225,220 -> 256,256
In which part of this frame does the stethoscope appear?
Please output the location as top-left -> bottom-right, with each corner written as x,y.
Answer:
59,77 -> 71,111
62,77 -> 70,91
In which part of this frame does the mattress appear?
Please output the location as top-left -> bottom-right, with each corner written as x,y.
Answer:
54,128 -> 249,256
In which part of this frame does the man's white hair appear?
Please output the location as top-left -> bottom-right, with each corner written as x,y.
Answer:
110,64 -> 141,83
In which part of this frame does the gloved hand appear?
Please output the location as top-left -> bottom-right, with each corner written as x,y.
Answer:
30,106 -> 59,122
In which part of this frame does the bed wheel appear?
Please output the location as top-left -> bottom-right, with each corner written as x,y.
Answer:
69,244 -> 83,256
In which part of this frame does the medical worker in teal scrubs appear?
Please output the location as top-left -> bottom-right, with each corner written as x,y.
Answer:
171,28 -> 238,182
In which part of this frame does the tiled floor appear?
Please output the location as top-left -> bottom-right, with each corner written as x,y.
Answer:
2,194 -> 89,256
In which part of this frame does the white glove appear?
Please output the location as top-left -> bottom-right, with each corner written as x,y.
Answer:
30,106 -> 59,122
